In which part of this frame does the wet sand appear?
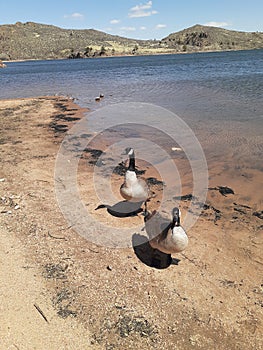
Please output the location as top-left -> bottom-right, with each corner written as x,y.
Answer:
0,96 -> 262,349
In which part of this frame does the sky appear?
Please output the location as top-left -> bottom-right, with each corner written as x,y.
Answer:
1,0 -> 263,40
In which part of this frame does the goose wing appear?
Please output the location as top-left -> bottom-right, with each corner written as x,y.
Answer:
144,211 -> 171,242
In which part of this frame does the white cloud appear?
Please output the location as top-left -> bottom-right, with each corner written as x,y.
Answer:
204,21 -> 230,27
64,13 -> 84,20
156,24 -> 167,29
128,1 -> 158,18
110,19 -> 120,24
140,26 -> 147,30
120,26 -> 136,31
131,0 -> 152,11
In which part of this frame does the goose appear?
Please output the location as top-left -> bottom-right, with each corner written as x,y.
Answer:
144,207 -> 188,255
120,148 -> 149,206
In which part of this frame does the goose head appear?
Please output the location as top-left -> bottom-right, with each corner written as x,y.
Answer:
122,147 -> 135,157
172,207 -> 181,227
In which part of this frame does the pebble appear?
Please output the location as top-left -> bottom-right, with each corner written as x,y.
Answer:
0,178 -> 6,182
107,265 -> 113,271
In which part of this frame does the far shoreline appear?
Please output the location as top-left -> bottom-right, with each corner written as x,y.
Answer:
2,47 -> 262,64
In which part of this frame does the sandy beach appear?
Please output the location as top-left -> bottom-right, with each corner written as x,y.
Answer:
0,96 -> 262,349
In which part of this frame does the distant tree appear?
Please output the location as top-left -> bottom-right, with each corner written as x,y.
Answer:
84,47 -> 93,57
68,48 -> 75,59
132,44 -> 139,55
111,48 -> 115,55
100,46 -> 106,56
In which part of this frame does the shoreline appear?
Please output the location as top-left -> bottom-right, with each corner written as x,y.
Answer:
0,95 -> 262,349
2,47 -> 262,64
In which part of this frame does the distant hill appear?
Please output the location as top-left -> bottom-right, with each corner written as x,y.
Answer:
0,22 -> 262,61
161,24 -> 263,52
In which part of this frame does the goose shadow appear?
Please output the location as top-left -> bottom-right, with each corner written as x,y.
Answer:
95,200 -> 143,218
132,233 -> 180,269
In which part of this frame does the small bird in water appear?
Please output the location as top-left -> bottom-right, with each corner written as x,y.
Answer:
120,148 -> 149,208
144,207 -> 188,255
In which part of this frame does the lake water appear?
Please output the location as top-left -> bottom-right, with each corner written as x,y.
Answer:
1,50 -> 263,168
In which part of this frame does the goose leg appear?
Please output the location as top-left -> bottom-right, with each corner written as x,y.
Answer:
144,200 -> 148,214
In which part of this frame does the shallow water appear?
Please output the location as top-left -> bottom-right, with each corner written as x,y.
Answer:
1,50 -> 263,168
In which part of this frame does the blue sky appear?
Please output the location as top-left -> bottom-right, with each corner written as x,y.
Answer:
1,0 -> 263,39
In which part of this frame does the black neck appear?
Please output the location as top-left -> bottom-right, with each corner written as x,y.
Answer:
172,216 -> 180,228
128,155 -> 135,171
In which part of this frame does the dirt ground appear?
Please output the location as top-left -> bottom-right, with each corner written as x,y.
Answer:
0,96 -> 262,349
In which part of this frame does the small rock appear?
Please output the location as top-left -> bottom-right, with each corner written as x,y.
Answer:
174,194 -> 196,201
253,211 -> 263,220
208,186 -> 234,196
146,177 -> 164,186
234,207 -> 246,215
14,204 -> 20,210
218,186 -> 234,196
0,178 -> 5,182
107,265 -> 113,271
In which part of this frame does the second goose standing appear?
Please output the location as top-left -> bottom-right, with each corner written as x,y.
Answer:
144,207 -> 188,255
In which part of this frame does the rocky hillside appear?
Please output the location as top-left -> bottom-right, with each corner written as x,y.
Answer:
161,24 -> 263,52
0,22 -> 155,60
0,22 -> 262,61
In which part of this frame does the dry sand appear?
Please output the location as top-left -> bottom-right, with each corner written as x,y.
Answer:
0,96 -> 262,349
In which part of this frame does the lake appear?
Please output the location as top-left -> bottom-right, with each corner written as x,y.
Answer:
1,50 -> 263,167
